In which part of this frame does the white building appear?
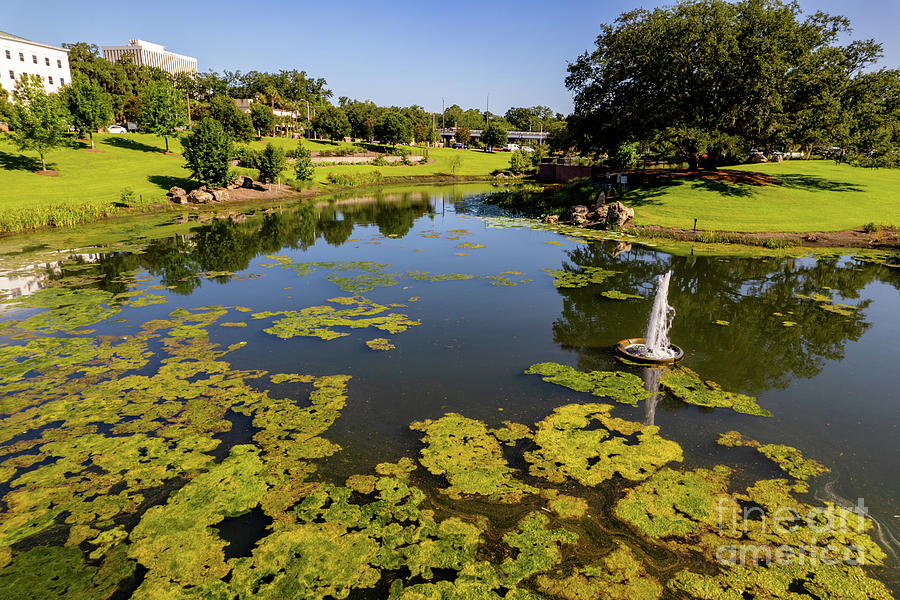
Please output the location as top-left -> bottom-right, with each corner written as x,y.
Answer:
0,30 -> 71,94
102,40 -> 197,76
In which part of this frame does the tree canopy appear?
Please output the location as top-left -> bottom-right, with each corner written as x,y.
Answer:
250,102 -> 275,136
375,112 -> 412,147
481,122 -> 508,150
315,105 -> 351,142
63,72 -> 113,149
565,0 -> 900,168
182,117 -> 233,188
139,79 -> 186,153
8,75 -> 68,171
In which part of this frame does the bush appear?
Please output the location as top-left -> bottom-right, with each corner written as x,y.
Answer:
233,145 -> 258,168
182,118 -> 234,188
371,155 -> 388,166
509,150 -> 534,174
326,171 -> 383,187
294,141 -> 314,181
256,142 -> 286,184
863,222 -> 878,233
610,141 -> 638,170
118,187 -> 137,207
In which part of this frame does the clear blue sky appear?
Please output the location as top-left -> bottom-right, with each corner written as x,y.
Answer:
5,0 -> 898,115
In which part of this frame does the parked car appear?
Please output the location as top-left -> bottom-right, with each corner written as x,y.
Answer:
107,125 -> 127,134
453,142 -> 464,149
504,143 -> 520,152
520,146 -> 535,153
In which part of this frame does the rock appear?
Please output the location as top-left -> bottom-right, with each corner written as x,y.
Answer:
748,153 -> 768,164
187,189 -> 214,204
605,201 -> 634,228
571,213 -> 588,226
229,213 -> 248,223
594,191 -> 606,209
168,186 -> 186,197
592,204 -> 610,222
567,205 -> 588,222
542,215 -> 559,224
170,194 -> 188,205
240,176 -> 254,189
772,154 -> 783,163
212,190 -> 230,203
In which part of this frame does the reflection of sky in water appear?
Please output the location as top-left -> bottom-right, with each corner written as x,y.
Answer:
2,183 -> 899,585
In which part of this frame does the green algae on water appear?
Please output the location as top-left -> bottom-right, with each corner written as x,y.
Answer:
524,403 -> 683,486
545,266 -> 621,289
535,542 -> 663,600
366,338 -> 396,351
660,367 -> 772,416
525,362 -> 652,405
602,290 -> 644,300
717,431 -> 829,480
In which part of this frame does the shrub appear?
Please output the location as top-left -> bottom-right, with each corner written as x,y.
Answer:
611,142 -> 638,170
863,222 -> 878,233
256,142 -> 286,184
448,155 -> 462,174
371,155 -> 388,166
182,118 -> 234,188
118,187 -> 137,207
326,171 -> 383,187
509,149 -> 534,173
294,141 -> 314,181
233,145 -> 258,168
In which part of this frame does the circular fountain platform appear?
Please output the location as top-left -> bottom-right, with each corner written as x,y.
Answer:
616,337 -> 684,365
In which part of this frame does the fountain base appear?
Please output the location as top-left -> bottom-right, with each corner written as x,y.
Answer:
616,337 -> 684,364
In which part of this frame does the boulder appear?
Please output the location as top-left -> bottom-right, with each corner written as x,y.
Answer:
212,190 -> 231,203
748,153 -> 768,164
567,205 -> 588,222
772,154 -> 783,163
168,186 -> 186,197
229,213 -> 248,223
571,213 -> 588,226
605,201 -> 634,228
187,189 -> 214,204
170,194 -> 188,205
590,204 -> 610,222
542,215 -> 559,224
594,191 -> 606,209
240,176 -> 255,189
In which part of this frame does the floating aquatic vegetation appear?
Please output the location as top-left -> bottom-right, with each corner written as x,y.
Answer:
408,296 -> 419,302
501,512 -> 578,585
524,362 -> 652,405
220,321 -> 247,327
795,292 -> 859,317
545,266 -> 621,289
366,338 -> 395,351
602,290 -> 644,300
819,303 -> 854,316
717,431 -> 829,480
542,490 -> 589,519
545,241 -> 564,246
124,293 -> 168,308
535,543 -> 662,600
660,368 -> 772,416
669,563 -> 892,600
2,287 -> 120,332
524,403 -> 683,486
410,413 -> 538,502
270,373 -> 315,383
712,319 -> 730,326
252,297 -> 420,341
455,252 -> 468,256
782,321 -> 797,327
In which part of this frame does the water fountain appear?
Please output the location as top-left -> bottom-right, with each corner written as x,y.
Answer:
616,270 -> 684,364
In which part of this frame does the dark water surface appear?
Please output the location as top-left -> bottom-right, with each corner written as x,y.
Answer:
1,183 -> 898,596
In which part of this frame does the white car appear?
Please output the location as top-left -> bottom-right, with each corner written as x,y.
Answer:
520,146 -> 535,153
107,125 -> 127,134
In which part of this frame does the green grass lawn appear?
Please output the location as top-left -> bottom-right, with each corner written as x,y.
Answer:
0,133 -> 509,232
623,160 -> 900,232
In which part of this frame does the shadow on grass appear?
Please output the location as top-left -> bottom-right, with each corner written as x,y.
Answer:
149,174 -> 195,192
102,136 -> 166,154
0,150 -> 42,172
775,174 -> 864,193
623,174 -> 754,206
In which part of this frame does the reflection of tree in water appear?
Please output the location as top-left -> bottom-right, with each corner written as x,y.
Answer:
88,193 -> 435,294
552,244 -> 880,394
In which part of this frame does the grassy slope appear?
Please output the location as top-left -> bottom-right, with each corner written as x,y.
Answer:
0,134 -> 507,207
624,161 -> 900,233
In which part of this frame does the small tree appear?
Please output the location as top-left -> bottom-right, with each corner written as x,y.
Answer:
8,75 -> 68,171
455,126 -> 470,146
412,122 -> 427,145
481,122 -> 508,151
182,117 -> 233,188
509,149 -> 533,173
206,95 -> 254,142
294,141 -> 314,181
256,142 -> 286,184
448,155 -> 462,174
250,102 -> 275,137
63,72 -> 112,150
315,105 -> 351,142
375,112 -> 412,147
139,79 -> 186,153
610,141 -> 638,170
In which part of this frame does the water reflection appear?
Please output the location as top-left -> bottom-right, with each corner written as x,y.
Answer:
551,244 -> 878,393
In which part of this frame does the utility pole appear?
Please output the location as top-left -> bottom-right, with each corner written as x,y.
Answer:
441,97 -> 445,129
485,94 -> 489,127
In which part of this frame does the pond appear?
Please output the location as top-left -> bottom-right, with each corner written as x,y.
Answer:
0,183 -> 897,599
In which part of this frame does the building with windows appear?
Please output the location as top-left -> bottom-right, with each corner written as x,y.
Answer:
0,30 -> 71,93
101,40 -> 197,76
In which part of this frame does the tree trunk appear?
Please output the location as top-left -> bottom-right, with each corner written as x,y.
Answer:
40,154 -> 46,171
164,137 -> 169,153
687,155 -> 699,171
89,132 -> 94,150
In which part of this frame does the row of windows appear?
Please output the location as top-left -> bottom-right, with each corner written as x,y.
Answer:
3,49 -> 63,68
7,70 -> 64,86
